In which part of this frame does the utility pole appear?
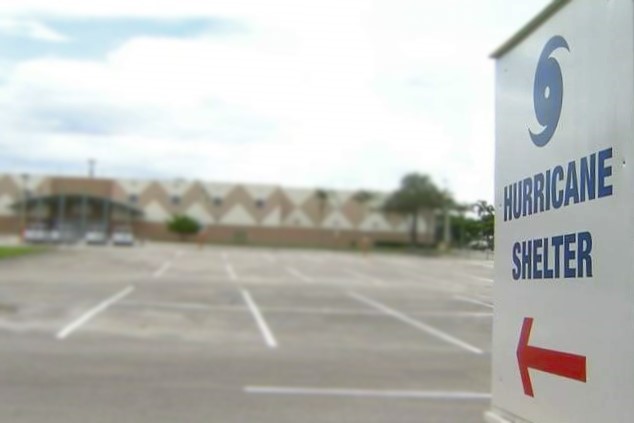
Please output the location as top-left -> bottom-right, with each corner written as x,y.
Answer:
20,173 -> 28,241
88,159 -> 96,178
441,178 -> 452,251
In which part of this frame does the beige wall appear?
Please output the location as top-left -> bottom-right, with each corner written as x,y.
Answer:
134,222 -> 428,248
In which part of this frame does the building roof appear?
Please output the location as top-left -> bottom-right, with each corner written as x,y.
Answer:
491,0 -> 571,59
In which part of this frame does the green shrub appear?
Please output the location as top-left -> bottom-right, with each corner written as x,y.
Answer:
166,215 -> 201,241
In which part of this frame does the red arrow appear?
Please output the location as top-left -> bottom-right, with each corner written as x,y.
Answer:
517,317 -> 587,397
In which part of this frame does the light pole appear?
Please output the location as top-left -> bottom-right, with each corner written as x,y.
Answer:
441,178 -> 452,250
88,159 -> 96,178
20,173 -> 29,241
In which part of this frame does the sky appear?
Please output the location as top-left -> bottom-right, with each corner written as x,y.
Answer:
0,0 -> 551,203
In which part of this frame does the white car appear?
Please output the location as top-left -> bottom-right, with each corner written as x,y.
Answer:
24,228 -> 47,243
468,239 -> 490,251
111,231 -> 135,246
47,230 -> 62,244
85,231 -> 108,245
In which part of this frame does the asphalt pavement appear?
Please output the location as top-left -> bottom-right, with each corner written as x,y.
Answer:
0,243 -> 493,422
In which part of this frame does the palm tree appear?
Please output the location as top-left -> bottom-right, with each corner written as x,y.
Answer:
352,190 -> 375,205
315,188 -> 331,227
474,200 -> 495,249
384,173 -> 449,246
453,202 -> 473,247
474,200 -> 495,217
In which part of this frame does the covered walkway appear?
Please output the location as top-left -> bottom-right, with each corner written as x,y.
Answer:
12,194 -> 143,241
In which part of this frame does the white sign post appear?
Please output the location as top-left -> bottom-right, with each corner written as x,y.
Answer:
488,0 -> 634,422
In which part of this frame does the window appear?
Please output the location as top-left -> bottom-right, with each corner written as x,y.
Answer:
129,194 -> 138,204
213,197 -> 223,207
255,199 -> 265,209
171,196 -> 181,206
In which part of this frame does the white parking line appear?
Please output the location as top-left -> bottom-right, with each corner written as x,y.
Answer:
225,264 -> 238,281
244,386 -> 491,400
241,289 -> 278,348
285,267 -> 312,283
454,295 -> 494,309
221,253 -> 238,280
466,261 -> 494,269
56,286 -> 135,340
349,292 -> 484,355
475,276 -> 494,283
458,274 -> 494,284
153,261 -> 172,278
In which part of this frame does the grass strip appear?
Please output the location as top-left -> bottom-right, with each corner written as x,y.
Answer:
0,246 -> 44,260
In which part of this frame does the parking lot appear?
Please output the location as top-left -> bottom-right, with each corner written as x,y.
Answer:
0,243 -> 493,422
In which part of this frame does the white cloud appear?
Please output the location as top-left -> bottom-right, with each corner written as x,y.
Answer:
0,0 -> 552,203
0,19 -> 68,42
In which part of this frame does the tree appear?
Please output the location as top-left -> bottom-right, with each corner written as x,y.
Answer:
167,215 -> 201,241
352,190 -> 375,205
474,200 -> 495,249
450,214 -> 483,247
438,189 -> 457,248
315,188 -> 332,226
384,173 -> 447,246
474,200 -> 495,217
452,202 -> 476,247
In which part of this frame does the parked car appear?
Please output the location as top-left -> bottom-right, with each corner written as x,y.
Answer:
111,231 -> 135,246
468,239 -> 490,251
85,231 -> 108,245
47,229 -> 62,244
24,227 -> 48,243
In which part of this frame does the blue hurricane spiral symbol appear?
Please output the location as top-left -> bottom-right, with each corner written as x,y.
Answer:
529,36 -> 570,147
